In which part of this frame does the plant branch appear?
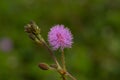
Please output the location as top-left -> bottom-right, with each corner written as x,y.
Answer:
67,72 -> 77,80
36,34 -> 62,70
24,21 -> 77,80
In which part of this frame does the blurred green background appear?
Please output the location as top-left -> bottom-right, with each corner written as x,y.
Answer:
0,0 -> 120,80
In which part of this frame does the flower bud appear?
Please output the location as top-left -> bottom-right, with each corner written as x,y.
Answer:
38,63 -> 50,70
24,21 -> 41,35
28,33 -> 36,40
29,21 -> 41,35
24,24 -> 32,33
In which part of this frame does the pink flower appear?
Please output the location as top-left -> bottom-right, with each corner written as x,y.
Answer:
48,25 -> 73,50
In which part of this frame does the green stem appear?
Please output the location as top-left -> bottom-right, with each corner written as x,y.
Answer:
61,50 -> 66,71
43,42 -> 61,69
61,50 -> 77,80
36,34 -> 61,70
61,50 -> 67,80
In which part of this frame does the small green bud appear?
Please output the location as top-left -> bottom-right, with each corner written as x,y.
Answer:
24,21 -> 41,35
24,21 -> 45,45
28,33 -> 36,40
24,24 -> 32,33
29,21 -> 41,35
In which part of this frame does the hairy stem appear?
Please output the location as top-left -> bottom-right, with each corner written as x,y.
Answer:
61,50 -> 66,71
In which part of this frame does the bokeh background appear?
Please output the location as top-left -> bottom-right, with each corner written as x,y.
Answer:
0,0 -> 120,80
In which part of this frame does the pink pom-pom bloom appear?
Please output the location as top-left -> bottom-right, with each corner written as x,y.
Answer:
48,25 -> 73,50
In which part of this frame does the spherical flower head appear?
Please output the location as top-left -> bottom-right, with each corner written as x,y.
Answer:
48,25 -> 73,50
